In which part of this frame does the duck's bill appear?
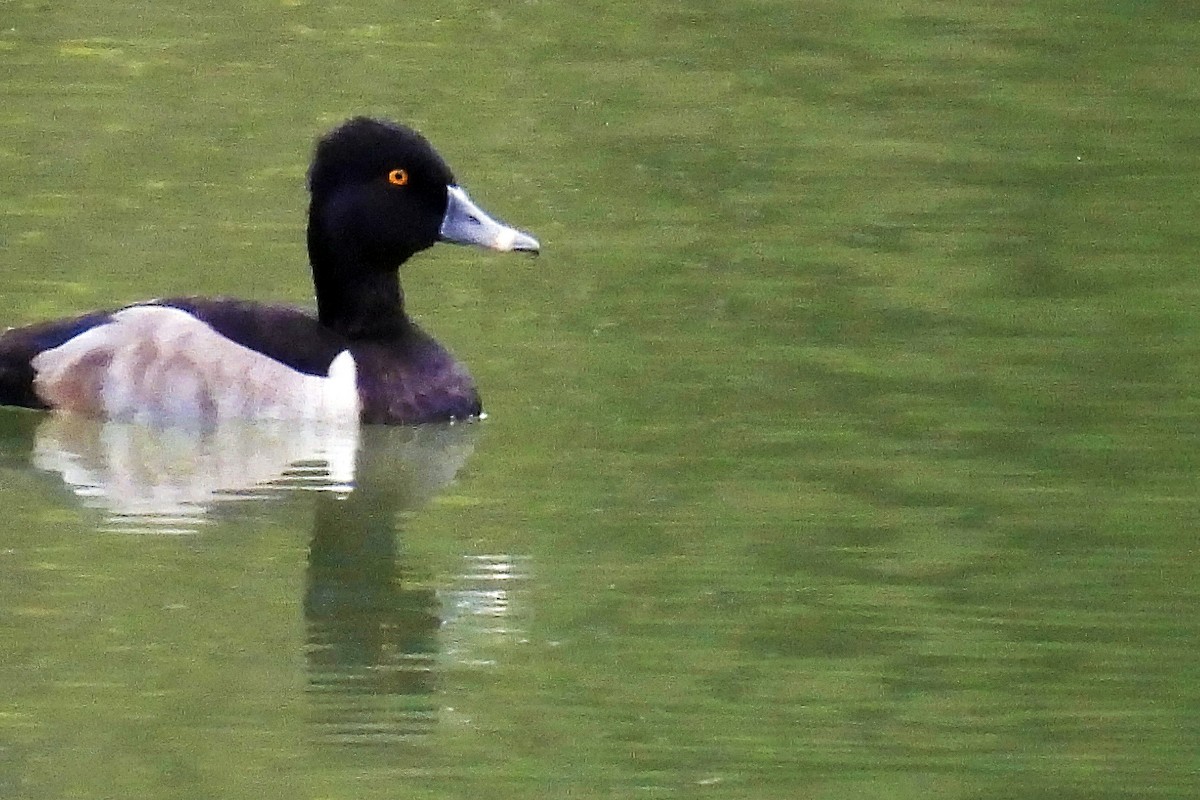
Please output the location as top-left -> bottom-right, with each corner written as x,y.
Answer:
439,185 -> 540,254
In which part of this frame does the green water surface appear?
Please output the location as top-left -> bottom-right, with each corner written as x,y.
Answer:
1,1 -> 1199,798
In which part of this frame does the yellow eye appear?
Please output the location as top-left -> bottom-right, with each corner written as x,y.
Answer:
387,168 -> 409,186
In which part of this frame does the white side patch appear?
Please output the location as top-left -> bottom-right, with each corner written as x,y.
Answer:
31,306 -> 361,426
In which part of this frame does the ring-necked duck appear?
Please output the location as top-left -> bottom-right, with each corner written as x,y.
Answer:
0,118 -> 539,426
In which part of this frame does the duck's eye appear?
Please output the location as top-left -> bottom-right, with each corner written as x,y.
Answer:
387,168 -> 409,187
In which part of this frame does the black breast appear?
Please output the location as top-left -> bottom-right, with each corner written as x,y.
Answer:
351,331 -> 481,424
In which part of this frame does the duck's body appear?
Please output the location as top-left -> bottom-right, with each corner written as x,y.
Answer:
0,118 -> 538,426
0,298 -> 476,424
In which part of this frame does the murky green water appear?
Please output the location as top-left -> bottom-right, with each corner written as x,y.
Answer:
2,1 -> 1199,797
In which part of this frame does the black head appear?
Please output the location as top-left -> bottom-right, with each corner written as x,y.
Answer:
308,118 -> 456,266
305,117 -> 539,338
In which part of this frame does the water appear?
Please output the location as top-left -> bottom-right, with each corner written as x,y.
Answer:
1,1 -> 1199,797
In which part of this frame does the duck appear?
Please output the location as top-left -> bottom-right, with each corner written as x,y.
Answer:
0,117 -> 539,426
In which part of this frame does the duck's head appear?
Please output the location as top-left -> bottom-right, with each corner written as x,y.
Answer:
306,117 -> 539,334
308,117 -> 540,263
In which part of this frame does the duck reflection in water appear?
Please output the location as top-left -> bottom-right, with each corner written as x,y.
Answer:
0,411 -> 491,746
304,428 -> 461,745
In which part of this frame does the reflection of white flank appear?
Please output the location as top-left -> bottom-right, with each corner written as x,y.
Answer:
33,414 -> 361,533
30,414 -> 479,534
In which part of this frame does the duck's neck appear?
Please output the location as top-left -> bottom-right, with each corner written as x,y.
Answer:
308,217 -> 413,340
